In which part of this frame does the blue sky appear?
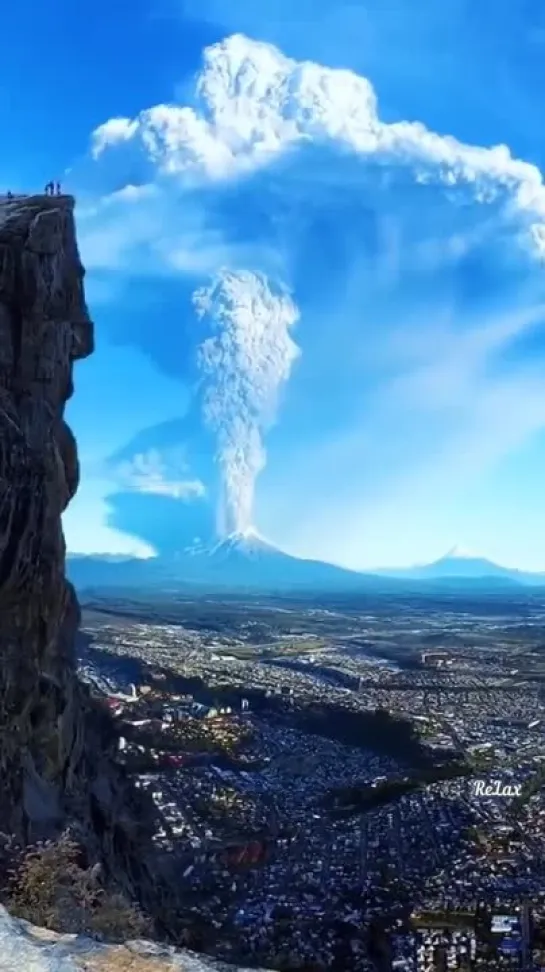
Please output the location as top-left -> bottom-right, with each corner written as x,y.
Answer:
6,0 -> 545,570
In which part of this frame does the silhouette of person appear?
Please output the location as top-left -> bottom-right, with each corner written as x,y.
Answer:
55,181 -> 61,195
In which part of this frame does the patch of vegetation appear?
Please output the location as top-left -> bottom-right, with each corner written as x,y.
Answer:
4,832 -> 152,942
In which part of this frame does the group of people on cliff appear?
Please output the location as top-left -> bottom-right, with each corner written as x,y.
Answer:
2,182 -> 63,199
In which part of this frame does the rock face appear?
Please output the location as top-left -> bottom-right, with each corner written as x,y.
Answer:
0,905 -> 269,972
0,194 -> 160,911
0,193 -> 93,841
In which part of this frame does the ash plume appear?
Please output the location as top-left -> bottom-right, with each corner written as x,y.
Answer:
193,269 -> 300,536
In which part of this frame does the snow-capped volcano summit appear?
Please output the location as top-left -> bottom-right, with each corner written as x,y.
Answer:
207,528 -> 276,556
183,528 -> 281,559
183,528 -> 365,586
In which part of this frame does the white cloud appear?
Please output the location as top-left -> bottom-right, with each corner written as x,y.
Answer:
339,370 -> 545,568
259,293 -> 545,566
383,302 -> 545,410
89,33 -> 545,254
76,188 -> 164,270
193,269 -> 300,535
91,118 -> 139,158
113,448 -> 206,500
79,33 -> 545,563
75,174 -> 277,280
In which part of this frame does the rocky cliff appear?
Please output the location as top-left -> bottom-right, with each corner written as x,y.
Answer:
0,192 -> 94,841
0,194 -> 166,919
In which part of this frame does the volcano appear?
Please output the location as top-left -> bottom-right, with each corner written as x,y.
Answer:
67,530 -> 369,592
414,545 -> 513,579
373,545 -> 545,586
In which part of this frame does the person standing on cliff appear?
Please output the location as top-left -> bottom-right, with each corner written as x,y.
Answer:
55,181 -> 61,195
44,181 -> 53,195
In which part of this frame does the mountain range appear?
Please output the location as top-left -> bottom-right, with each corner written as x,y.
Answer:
67,536 -> 545,593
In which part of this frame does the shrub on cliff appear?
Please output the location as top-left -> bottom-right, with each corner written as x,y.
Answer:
5,832 -> 152,941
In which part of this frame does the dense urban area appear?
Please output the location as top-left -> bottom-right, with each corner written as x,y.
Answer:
77,586 -> 545,972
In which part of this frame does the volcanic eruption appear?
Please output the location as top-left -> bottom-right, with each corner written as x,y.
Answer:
193,268 -> 300,538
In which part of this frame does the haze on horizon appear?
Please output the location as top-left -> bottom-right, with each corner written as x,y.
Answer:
7,0 -> 545,572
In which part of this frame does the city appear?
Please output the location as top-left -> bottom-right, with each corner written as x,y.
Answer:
77,587 -> 545,971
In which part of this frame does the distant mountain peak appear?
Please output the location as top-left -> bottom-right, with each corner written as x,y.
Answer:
441,544 -> 481,560
217,526 -> 265,545
206,529 -> 283,560
371,544 -> 534,584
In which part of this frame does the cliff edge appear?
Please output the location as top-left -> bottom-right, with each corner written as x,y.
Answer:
0,193 -> 95,840
0,194 -> 164,918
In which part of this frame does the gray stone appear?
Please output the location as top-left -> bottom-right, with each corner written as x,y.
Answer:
0,905 -> 272,972
27,209 -> 66,255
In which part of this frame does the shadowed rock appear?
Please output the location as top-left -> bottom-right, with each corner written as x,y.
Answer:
0,194 -> 162,916
0,194 -> 93,839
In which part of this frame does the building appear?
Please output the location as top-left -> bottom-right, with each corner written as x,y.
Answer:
421,652 -> 450,667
